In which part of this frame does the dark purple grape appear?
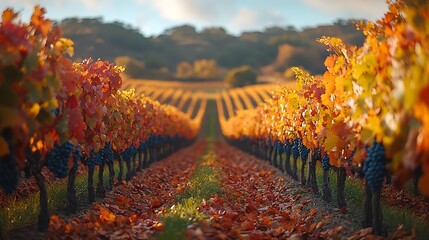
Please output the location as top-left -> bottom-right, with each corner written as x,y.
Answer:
363,142 -> 386,191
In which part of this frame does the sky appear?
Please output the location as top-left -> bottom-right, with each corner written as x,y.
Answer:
2,0 -> 388,36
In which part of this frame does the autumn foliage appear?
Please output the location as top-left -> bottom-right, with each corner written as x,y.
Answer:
221,0 -> 429,198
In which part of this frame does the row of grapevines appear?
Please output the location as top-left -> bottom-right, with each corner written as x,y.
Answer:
221,0 -> 429,236
0,6 -> 200,232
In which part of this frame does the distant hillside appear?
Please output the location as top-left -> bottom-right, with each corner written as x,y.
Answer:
58,18 -> 365,78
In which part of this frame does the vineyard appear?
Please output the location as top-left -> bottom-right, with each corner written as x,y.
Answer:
1,0 -> 429,239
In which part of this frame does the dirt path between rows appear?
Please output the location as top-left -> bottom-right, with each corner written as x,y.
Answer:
181,141 -> 366,239
40,140 -> 206,240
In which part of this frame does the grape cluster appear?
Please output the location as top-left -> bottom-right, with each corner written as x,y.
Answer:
363,142 -> 386,191
299,141 -> 310,162
322,154 -> 330,171
130,145 -> 137,156
313,148 -> 322,161
84,151 -> 101,171
72,147 -> 82,168
138,142 -> 147,152
275,140 -> 285,154
0,152 -> 19,194
284,140 -> 292,154
121,147 -> 132,161
46,141 -> 73,178
292,138 -> 300,160
99,143 -> 114,164
150,135 -> 159,147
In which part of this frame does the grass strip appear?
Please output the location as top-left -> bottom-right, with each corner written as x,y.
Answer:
158,152 -> 222,240
0,163 -> 121,233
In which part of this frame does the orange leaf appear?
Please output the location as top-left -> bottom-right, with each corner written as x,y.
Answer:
352,148 -> 367,165
324,55 -> 335,70
2,8 -> 17,22
309,222 -> 318,231
99,207 -> 116,222
309,208 -> 317,216
153,222 -> 165,231
151,198 -> 163,208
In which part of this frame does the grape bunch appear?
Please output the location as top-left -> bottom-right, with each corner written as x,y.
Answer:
292,138 -> 300,160
150,135 -> 159,147
363,142 -> 386,191
299,141 -> 310,162
84,151 -> 101,171
276,140 -> 285,154
322,153 -> 330,171
102,142 -> 114,163
138,142 -> 147,152
0,152 -> 20,194
72,147 -> 82,169
130,145 -> 137,157
313,148 -> 322,162
284,140 -> 292,155
121,147 -> 132,162
46,141 -> 73,178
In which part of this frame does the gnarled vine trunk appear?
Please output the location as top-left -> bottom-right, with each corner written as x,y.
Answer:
322,169 -> 332,202
301,159 -> 307,186
336,167 -> 347,209
106,161 -> 115,190
137,151 -> 143,172
125,158 -> 132,181
292,155 -> 298,180
285,152 -> 292,176
96,163 -> 106,197
363,181 -> 386,236
88,166 -> 95,203
278,152 -> 284,173
67,165 -> 78,214
143,148 -> 149,168
307,154 -> 318,193
272,147 -> 278,168
117,155 -> 124,183
35,168 -> 49,232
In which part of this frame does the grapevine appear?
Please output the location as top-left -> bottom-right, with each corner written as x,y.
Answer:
322,154 -> 330,171
363,142 -> 386,191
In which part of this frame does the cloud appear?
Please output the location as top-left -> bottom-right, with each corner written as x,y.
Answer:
230,8 -> 287,32
303,0 -> 387,19
134,0 -> 234,24
134,0 -> 287,33
3,0 -> 110,10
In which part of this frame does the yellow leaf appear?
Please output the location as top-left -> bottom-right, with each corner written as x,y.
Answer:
29,103 -> 41,117
367,115 -> 382,136
324,131 -> 338,152
360,127 -> 374,144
